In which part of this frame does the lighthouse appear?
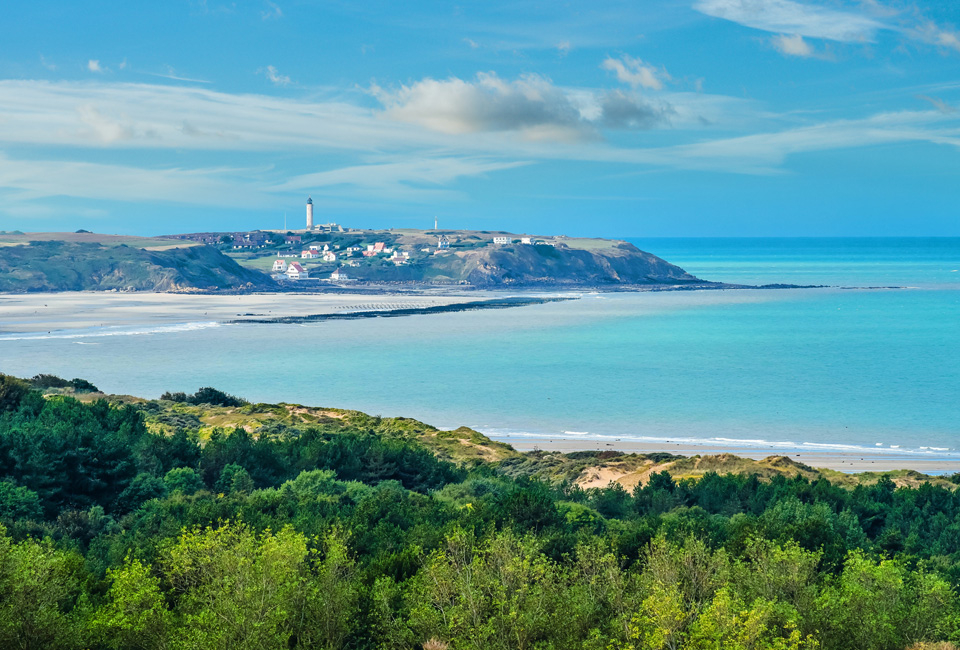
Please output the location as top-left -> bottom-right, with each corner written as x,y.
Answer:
306,197 -> 314,230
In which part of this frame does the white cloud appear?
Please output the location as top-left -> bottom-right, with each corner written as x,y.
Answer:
693,0 -> 885,42
0,152 -> 267,207
772,33 -> 814,57
463,38 -> 480,49
259,65 -> 291,86
601,55 -> 668,90
261,1 -> 282,20
371,73 -> 592,141
557,41 -> 572,56
0,77 -> 957,211
910,20 -> 960,54
917,95 -> 956,113
272,157 -> 529,202
88,59 -> 105,73
118,59 -> 128,70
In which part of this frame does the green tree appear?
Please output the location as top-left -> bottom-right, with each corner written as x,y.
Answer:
0,525 -> 86,650
92,558 -> 171,650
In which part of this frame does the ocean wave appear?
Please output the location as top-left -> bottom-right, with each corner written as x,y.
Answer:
0,321 -> 222,341
476,427 -> 956,456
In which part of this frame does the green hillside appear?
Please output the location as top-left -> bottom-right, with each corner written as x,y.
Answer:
0,239 -> 275,292
2,374 -> 960,650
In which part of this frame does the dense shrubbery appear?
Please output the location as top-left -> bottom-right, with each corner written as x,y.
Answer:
160,386 -> 248,407
1,373 -> 960,649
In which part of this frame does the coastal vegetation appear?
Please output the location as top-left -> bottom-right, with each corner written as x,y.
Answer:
0,239 -> 273,292
1,373 -> 960,649
0,229 -> 705,292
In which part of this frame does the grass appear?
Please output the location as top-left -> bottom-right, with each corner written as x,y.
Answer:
557,238 -> 623,251
0,232 -> 198,249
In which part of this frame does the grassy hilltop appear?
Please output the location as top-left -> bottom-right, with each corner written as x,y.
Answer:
0,233 -> 274,292
0,228 -> 707,292
225,227 -> 705,287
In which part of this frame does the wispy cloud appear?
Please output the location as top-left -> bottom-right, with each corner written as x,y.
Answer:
40,55 -> 56,71
0,77 -> 957,210
601,55 -> 669,90
917,95 -> 956,113
695,0 -> 960,58
271,157 -> 529,202
88,59 -> 105,73
557,40 -> 572,56
261,1 -> 282,20
259,65 -> 291,86
693,0 -> 885,42
142,69 -> 211,83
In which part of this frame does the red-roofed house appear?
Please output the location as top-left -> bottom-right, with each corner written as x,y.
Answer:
286,262 -> 309,280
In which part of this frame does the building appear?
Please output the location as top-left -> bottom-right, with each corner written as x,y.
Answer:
390,251 -> 410,265
301,249 -> 320,259
322,251 -> 337,262
272,258 -> 287,273
306,197 -> 314,230
286,262 -> 309,280
520,237 -> 533,244
330,268 -> 349,281
285,235 -> 301,245
493,236 -> 510,245
437,235 -> 450,250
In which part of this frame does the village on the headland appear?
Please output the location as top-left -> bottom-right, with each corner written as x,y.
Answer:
164,197 -> 565,285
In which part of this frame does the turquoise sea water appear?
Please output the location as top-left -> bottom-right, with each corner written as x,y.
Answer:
1,238 -> 958,459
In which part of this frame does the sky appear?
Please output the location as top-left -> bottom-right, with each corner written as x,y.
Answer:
1,0 -> 959,237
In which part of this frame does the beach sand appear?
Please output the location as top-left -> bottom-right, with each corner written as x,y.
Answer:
0,291 -> 480,334
497,436 -> 959,474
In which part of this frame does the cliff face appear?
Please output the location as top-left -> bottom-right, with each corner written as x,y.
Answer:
0,241 -> 276,292
347,240 -> 702,286
459,241 -> 699,286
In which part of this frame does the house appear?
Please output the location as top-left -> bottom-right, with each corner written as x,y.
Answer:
286,262 -> 308,280
322,251 -> 337,262
285,235 -> 301,245
301,249 -> 320,259
330,268 -> 349,281
390,251 -> 410,265
309,245 -> 321,251
373,242 -> 385,253
437,235 -> 450,249
271,258 -> 287,273
493,236 -> 510,245
520,237 -> 533,244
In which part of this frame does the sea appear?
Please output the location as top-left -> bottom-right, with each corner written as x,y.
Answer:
1,237 -> 958,463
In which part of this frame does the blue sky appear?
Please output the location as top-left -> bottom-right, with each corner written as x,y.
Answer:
1,0 -> 959,237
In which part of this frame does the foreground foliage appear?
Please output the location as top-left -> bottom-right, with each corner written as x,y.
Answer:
1,373 -> 959,650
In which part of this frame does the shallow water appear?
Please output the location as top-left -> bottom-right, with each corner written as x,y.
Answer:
1,238 -> 958,460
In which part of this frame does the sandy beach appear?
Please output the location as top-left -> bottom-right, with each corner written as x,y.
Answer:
0,291 -> 483,334
498,436 -> 959,474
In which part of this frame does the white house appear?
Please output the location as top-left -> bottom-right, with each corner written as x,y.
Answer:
286,262 -> 309,280
322,251 -> 337,262
493,236 -> 510,245
301,249 -> 320,259
330,268 -> 349,281
437,235 -> 450,249
271,258 -> 287,273
520,237 -> 533,245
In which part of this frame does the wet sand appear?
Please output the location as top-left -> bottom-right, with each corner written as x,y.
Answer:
497,436 -> 960,474
0,291 -> 483,334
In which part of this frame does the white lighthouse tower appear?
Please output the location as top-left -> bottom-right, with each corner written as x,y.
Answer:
305,197 -> 314,230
